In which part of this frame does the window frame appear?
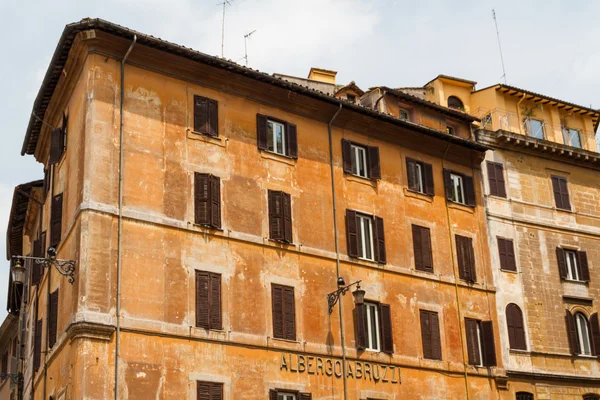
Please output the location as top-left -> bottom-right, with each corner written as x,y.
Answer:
356,213 -> 375,261
524,117 -> 545,140
350,143 -> 369,178
564,250 -> 580,281
364,301 -> 381,352
267,119 -> 287,156
399,109 -> 410,121
562,127 -> 582,148
446,125 -> 455,136
450,173 -> 465,204
575,312 -> 593,356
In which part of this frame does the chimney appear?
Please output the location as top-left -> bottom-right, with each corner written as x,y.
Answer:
307,68 -> 337,85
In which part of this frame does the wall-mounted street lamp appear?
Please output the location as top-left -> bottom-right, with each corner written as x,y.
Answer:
11,247 -> 76,285
327,277 -> 365,314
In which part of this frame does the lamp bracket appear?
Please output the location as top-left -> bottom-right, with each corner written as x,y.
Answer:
12,255 -> 76,285
327,280 -> 361,314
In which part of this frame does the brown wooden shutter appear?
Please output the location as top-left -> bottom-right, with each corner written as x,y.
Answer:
257,114 -> 268,150
208,99 -> 218,137
465,318 -> 480,365
298,393 -> 312,400
464,175 -> 476,207
457,235 -> 475,282
342,139 -> 352,174
516,393 -> 534,400
565,309 -> 578,355
283,286 -> 296,341
481,321 -> 497,366
556,247 -> 567,280
345,210 -> 359,258
379,303 -> 393,354
48,289 -> 59,348
590,313 -> 600,357
209,175 -> 221,229
194,173 -> 210,226
197,381 -> 222,400
50,193 -> 63,247
282,192 -> 293,243
578,251 -> 590,282
495,163 -> 507,198
443,169 -> 453,200
430,312 -> 442,360
497,238 -> 507,271
373,216 -> 386,264
49,128 -> 63,165
420,311 -> 433,359
210,273 -> 222,330
353,304 -> 367,350
506,304 -> 526,350
424,162 -> 434,195
498,238 -> 516,272
43,168 -> 50,197
33,319 -> 42,372
196,271 -> 210,329
269,390 -> 278,400
194,95 -> 209,134
211,382 -> 223,400
487,162 -> 498,196
368,146 -> 381,180
286,122 -> 298,159
406,158 -> 418,191
552,175 -> 571,210
413,225 -> 433,273
272,285 -> 284,339
268,190 -> 283,241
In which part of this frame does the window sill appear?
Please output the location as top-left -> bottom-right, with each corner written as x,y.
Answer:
555,207 -> 574,214
346,174 -> 377,187
487,194 -> 508,201
404,188 -> 433,203
270,337 -> 300,344
192,223 -> 224,233
447,201 -> 475,213
500,268 -> 519,274
509,349 -> 529,355
562,279 -> 588,285
186,129 -> 226,147
268,238 -> 294,247
260,150 -> 296,166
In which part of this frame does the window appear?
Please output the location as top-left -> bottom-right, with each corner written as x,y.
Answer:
444,170 -> 475,206
412,225 -> 433,273
346,94 -> 356,103
420,310 -> 442,360
268,190 -> 293,243
487,161 -> 506,198
524,118 -> 545,139
345,210 -> 386,264
354,302 -> 393,353
278,393 -> 296,400
506,304 -> 527,350
197,381 -> 223,400
194,173 -> 221,229
556,248 -> 589,282
406,158 -> 434,195
482,113 -> 493,129
565,310 -> 600,356
551,175 -> 571,211
497,237 -> 516,272
516,392 -> 534,400
562,127 -> 582,149
456,235 -> 476,282
33,319 -> 42,372
271,284 -> 296,341
195,271 -> 222,330
583,394 -> 600,400
465,318 -> 496,367
193,95 -> 218,137
49,115 -> 67,165
341,139 -> 381,180
48,289 -> 59,348
399,109 -> 410,121
31,233 -> 45,286
269,390 -> 312,400
50,193 -> 63,248
446,126 -> 455,136
447,96 -> 464,110
257,114 -> 298,158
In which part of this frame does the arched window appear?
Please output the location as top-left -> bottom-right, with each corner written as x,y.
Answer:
566,310 -> 600,356
576,312 -> 592,355
516,392 -> 534,400
447,96 -> 464,110
506,304 -> 527,350
583,394 -> 600,400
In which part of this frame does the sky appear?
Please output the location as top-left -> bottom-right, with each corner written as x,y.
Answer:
0,0 -> 599,316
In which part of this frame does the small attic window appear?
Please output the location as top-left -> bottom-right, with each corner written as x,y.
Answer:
448,96 -> 464,111
346,94 -> 356,103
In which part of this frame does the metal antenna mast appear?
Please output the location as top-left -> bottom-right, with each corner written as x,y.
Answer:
218,0 -> 233,58
492,9 -> 507,84
243,30 -> 256,66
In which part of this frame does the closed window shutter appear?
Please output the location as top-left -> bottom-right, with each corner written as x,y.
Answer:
487,162 -> 498,196
283,286 -> 296,341
49,128 -> 63,165
420,311 -> 432,359
465,318 -> 480,365
298,393 -> 312,400
464,175 -> 476,207
282,192 -> 293,243
197,381 -> 222,400
211,382 -> 223,400
373,216 -> 386,264
558,177 -> 571,210
43,168 -> 50,197
379,303 -> 393,354
209,175 -> 221,229
551,176 -> 562,209
430,312 -> 442,360
468,237 -> 477,282
33,319 -> 42,372
497,238 -> 507,270
210,273 -> 222,330
50,194 -> 63,248
257,114 -> 268,150
195,271 -> 210,329
368,146 -> 381,180
424,162 -> 434,195
345,210 -> 359,258
208,99 -> 218,137
495,163 -> 507,198
194,173 -> 210,226
556,247 -> 567,280
412,225 -> 424,271
342,139 -> 352,174
194,95 -> 209,134
48,289 -> 59,348
457,235 -> 474,282
516,393 -> 534,400
406,158 -> 418,191
506,239 -> 516,271
481,321 -> 497,366
565,309 -> 578,355
578,251 -> 590,282
286,122 -> 298,159
443,169 -> 453,200
272,285 -> 284,339
353,304 -> 367,350
506,304 -> 526,350
269,390 -> 278,400
590,313 -> 600,357
268,190 -> 283,241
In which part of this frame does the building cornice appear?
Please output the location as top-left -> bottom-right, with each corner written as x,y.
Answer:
506,369 -> 600,385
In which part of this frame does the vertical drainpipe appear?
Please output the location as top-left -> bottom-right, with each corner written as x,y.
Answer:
115,35 -> 137,400
327,104 -> 345,399
43,169 -> 54,400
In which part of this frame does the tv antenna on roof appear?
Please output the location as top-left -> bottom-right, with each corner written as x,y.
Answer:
243,30 -> 257,66
492,9 -> 507,84
218,0 -> 233,58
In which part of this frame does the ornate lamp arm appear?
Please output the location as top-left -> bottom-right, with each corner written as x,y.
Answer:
12,253 -> 76,285
327,280 -> 362,314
